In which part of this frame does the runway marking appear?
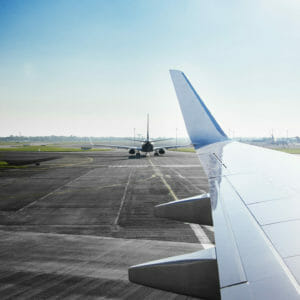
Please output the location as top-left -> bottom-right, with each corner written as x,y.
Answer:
171,168 -> 184,178
170,168 -> 207,195
149,157 -> 213,248
61,183 -> 124,192
189,224 -> 214,249
148,158 -> 177,200
17,168 -> 96,212
46,156 -> 94,168
64,164 -> 202,168
114,169 -> 133,226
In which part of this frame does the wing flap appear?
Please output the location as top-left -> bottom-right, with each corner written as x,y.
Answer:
129,248 -> 220,299
154,193 -> 212,225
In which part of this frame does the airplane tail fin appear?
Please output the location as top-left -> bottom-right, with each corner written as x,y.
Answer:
169,70 -> 228,148
147,114 -> 149,141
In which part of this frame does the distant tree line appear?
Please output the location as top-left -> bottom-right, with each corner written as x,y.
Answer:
1,135 -> 116,142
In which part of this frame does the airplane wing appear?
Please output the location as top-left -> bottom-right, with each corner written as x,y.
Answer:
124,138 -> 146,142
153,144 -> 191,150
151,138 -> 173,142
92,144 -> 142,150
128,70 -> 300,299
81,137 -> 142,150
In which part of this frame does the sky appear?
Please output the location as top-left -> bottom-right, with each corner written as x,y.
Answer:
0,0 -> 300,138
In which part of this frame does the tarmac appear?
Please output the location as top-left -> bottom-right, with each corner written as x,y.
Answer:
0,150 -> 214,299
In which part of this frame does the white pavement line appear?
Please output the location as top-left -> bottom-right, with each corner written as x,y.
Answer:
106,165 -> 201,168
148,159 -> 177,201
72,164 -> 201,168
149,158 -> 212,246
171,168 -> 185,178
114,169 -> 133,226
171,168 -> 207,194
170,167 -> 213,246
17,169 -> 95,212
189,224 -> 214,249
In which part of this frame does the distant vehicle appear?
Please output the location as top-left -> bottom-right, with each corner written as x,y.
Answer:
93,115 -> 187,158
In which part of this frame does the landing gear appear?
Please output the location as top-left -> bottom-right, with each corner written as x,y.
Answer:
154,152 -> 159,157
136,152 -> 141,159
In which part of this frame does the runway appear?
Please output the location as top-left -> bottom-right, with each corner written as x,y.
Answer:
0,150 -> 214,299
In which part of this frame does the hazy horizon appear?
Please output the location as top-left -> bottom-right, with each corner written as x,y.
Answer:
0,134 -> 297,140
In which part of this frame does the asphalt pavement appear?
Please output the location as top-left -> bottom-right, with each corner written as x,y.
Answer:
0,150 -> 213,299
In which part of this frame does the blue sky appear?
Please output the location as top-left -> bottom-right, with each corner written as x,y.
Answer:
0,0 -> 300,138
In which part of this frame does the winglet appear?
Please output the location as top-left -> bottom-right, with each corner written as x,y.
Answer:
170,70 -> 228,148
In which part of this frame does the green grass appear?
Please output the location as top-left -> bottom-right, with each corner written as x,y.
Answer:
0,161 -> 27,169
169,147 -> 195,153
0,142 -> 21,145
273,148 -> 300,154
0,146 -> 112,152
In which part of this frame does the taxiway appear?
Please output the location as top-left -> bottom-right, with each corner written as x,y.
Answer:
0,150 -> 213,299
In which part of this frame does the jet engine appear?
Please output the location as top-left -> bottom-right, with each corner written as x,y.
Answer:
158,148 -> 165,154
129,148 -> 136,155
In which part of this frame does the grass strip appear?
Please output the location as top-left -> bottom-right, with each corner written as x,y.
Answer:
0,146 -> 112,152
272,148 -> 300,154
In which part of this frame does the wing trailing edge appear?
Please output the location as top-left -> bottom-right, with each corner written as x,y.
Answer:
169,70 -> 228,148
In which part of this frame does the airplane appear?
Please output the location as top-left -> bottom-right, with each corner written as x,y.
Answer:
92,114 -> 188,158
128,70 -> 300,299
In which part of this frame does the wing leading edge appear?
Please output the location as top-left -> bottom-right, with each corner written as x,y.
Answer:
128,70 -> 300,299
